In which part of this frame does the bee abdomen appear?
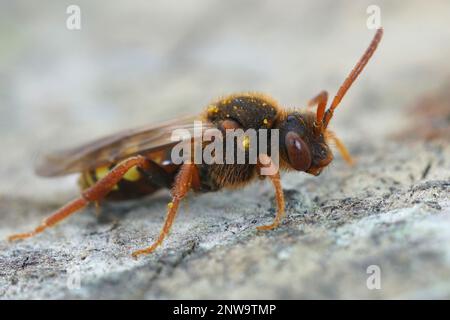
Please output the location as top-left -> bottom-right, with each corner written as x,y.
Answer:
77,155 -> 179,201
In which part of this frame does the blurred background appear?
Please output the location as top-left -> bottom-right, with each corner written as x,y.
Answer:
1,0 -> 449,199
1,0 -> 450,299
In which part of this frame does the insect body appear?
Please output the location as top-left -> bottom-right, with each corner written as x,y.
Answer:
8,29 -> 383,257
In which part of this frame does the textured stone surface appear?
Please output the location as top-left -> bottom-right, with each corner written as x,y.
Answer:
1,0 -> 450,299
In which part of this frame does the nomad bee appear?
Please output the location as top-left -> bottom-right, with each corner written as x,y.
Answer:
9,29 -> 383,258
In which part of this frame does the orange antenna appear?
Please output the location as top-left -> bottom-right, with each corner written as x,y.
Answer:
323,28 -> 383,128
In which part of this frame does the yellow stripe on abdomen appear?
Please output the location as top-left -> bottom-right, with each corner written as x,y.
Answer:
78,164 -> 141,191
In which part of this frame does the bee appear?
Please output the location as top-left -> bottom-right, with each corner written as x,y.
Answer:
8,29 -> 383,258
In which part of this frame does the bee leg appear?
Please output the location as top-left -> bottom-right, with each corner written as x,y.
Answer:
8,156 -> 149,242
325,131 -> 354,165
256,154 -> 286,231
132,162 -> 197,258
94,201 -> 102,218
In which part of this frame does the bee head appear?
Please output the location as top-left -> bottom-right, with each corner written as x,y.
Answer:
278,112 -> 333,176
278,28 -> 383,175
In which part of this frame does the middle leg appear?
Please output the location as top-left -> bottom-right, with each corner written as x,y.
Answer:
132,162 -> 198,258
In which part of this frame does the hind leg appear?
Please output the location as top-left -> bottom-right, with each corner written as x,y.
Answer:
8,156 -> 150,241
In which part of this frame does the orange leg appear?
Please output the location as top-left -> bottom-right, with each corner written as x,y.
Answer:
8,156 -> 149,242
131,162 -> 196,258
325,131 -> 355,166
256,154 -> 286,231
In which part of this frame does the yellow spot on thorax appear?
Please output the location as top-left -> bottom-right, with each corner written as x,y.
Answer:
167,202 -> 174,209
207,105 -> 219,114
242,135 -> 250,149
263,118 -> 268,125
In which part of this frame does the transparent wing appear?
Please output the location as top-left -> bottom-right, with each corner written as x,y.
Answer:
35,115 -> 212,177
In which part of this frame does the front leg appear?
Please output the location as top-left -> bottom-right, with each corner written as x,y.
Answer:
256,154 -> 286,231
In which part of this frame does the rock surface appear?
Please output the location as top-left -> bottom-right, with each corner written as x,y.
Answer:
1,0 -> 450,299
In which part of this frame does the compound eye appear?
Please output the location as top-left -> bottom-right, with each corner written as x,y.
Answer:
285,131 -> 312,171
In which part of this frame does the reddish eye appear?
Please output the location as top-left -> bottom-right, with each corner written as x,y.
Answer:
285,131 -> 312,171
